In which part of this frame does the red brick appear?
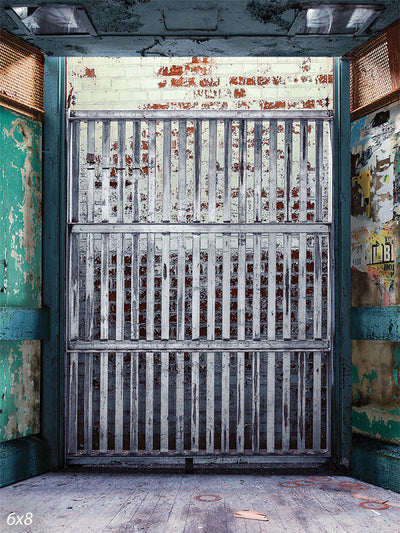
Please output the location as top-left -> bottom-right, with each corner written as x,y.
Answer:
234,88 -> 246,98
303,100 -> 316,109
199,78 -> 220,87
158,65 -> 184,76
257,76 -> 270,85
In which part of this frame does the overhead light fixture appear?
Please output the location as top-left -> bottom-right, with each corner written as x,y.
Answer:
7,4 -> 96,36
289,4 -> 382,35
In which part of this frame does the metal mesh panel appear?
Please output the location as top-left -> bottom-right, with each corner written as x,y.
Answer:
350,21 -> 400,116
0,29 -> 44,119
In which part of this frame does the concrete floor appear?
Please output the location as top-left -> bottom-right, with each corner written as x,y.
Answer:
1,471 -> 399,532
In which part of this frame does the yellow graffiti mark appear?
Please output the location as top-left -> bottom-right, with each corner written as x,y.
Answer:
352,170 -> 371,218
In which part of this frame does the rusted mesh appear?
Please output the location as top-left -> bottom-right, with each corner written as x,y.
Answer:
0,29 -> 45,117
350,21 -> 399,114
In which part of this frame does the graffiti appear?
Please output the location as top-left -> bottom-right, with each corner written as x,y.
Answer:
351,100 -> 400,305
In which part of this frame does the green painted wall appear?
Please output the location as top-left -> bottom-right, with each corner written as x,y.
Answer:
0,106 -> 42,442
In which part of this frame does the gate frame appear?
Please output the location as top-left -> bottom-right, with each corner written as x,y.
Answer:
39,56 -> 352,470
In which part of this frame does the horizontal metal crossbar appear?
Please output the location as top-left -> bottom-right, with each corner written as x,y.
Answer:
69,109 -> 334,121
70,222 -> 331,234
68,340 -> 330,352
67,453 -> 330,466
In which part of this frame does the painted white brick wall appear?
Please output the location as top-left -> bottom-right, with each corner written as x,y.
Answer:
67,56 -> 334,110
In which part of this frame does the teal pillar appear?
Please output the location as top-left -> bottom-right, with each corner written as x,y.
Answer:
41,56 -> 66,469
332,57 -> 352,467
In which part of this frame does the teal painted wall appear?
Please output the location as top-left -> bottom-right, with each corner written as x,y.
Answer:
0,106 -> 42,442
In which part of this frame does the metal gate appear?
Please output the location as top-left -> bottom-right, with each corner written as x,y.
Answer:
66,109 -> 333,465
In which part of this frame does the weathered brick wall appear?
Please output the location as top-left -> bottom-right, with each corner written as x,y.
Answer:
67,56 -> 333,111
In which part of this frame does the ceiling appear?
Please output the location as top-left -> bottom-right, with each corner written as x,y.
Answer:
0,0 -> 399,56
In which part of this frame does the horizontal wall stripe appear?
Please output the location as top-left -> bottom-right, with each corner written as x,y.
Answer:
0,308 -> 50,340
0,436 -> 51,488
351,307 -> 400,341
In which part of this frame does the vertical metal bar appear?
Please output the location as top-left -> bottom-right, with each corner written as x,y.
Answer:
131,121 -> 140,340
315,119 -> 323,222
85,234 -> 94,340
282,351 -> 291,452
115,234 -> 124,341
69,233 -> 79,341
193,120 -> 201,223
268,117 -> 277,405
297,352 -> 306,452
237,119 -> 247,453
163,119 -> 171,222
313,351 -> 321,451
237,351 -> 245,453
222,120 -> 232,453
206,119 -> 217,453
314,235 -> 322,340
145,119 -> 157,454
252,120 -> 262,453
68,352 -> 78,454
191,352 -> 199,452
328,119 -> 334,224
192,236 -> 200,340
190,120 -> 201,453
252,350 -> 260,453
100,122 -> 110,342
131,235 -> 139,340
221,352 -> 230,453
178,119 -> 187,223
269,119 -> 277,223
115,123 -> 126,344
284,120 -> 292,222
327,120 -> 334,338
299,122 -> 308,338
238,119 -> 247,223
71,121 -> 80,223
115,352 -> 123,453
266,352 -> 275,453
298,232 -> 307,341
117,121 -> 126,224
176,119 -> 186,453
222,120 -> 232,340
100,234 -> 109,340
192,120 -> 201,340
102,121 -> 110,222
177,119 -> 186,340
84,353 -> 93,453
253,120 -> 262,340
299,119 -> 308,222
146,352 -> 153,452
267,235 -> 276,341
86,120 -> 95,223
99,352 -> 108,452
283,234 -> 292,340
160,352 -> 169,452
161,120 -> 171,453
132,121 -> 141,222
176,352 -> 184,453
130,353 -> 138,452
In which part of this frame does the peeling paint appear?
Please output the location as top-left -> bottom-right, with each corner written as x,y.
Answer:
0,106 -> 42,443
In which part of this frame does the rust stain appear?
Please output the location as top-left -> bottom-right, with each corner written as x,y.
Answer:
84,67 -> 96,78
